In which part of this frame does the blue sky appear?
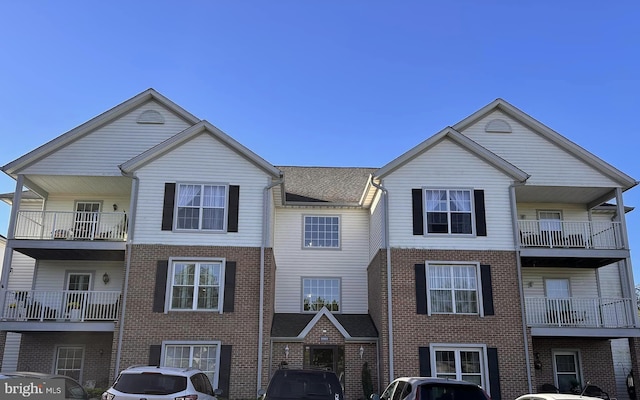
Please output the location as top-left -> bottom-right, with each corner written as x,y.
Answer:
1,1 -> 639,279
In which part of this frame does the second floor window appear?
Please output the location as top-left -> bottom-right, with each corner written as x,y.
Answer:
170,261 -> 222,311
425,189 -> 473,234
177,184 -> 226,231
428,264 -> 478,314
303,278 -> 340,312
304,216 -> 340,248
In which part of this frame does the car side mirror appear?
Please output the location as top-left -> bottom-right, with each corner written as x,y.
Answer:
370,394 -> 381,400
258,388 -> 266,396
214,388 -> 223,396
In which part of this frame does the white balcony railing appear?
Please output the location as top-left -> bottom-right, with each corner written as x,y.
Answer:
525,297 -> 634,328
518,220 -> 623,249
2,290 -> 121,322
14,210 -> 127,241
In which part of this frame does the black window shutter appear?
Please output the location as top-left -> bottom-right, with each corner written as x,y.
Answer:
162,183 -> 176,231
227,185 -> 240,232
149,344 -> 162,366
412,189 -> 424,235
223,261 -> 236,312
153,261 -> 169,313
419,346 -> 431,377
480,264 -> 494,316
474,190 -> 487,236
487,347 -> 501,400
218,345 -> 232,397
415,264 -> 427,315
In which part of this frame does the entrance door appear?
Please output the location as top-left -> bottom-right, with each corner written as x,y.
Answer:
554,351 -> 582,393
66,273 -> 91,319
546,278 -> 571,324
74,202 -> 101,239
304,346 -> 345,388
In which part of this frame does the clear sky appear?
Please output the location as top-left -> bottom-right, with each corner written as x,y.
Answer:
0,1 -> 639,279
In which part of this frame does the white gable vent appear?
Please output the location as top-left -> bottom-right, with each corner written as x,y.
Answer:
137,110 -> 165,124
485,118 -> 512,133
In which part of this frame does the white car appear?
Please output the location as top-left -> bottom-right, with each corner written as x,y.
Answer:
515,394 -> 606,400
101,365 -> 220,400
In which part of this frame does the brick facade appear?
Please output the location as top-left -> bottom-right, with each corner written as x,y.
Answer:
118,244 -> 274,400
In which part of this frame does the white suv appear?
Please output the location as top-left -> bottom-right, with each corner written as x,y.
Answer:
101,365 -> 219,400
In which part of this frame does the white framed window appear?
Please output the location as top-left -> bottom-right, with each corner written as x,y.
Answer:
55,345 -> 84,382
553,350 -> 582,393
169,260 -> 224,311
176,183 -> 227,231
303,278 -> 341,312
431,345 -> 487,388
303,216 -> 340,248
425,189 -> 474,234
427,263 -> 480,315
162,341 -> 220,387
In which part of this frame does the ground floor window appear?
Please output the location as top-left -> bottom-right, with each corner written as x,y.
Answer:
432,345 -> 486,387
55,346 -> 84,382
162,341 -> 219,386
554,350 -> 582,392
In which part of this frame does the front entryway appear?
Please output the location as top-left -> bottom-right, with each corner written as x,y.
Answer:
304,345 -> 345,387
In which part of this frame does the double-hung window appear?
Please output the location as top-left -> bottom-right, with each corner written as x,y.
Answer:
303,216 -> 340,248
425,189 -> 473,234
163,341 -> 219,386
170,260 -> 223,311
432,346 -> 486,387
428,264 -> 479,314
176,184 -> 227,231
303,278 -> 340,312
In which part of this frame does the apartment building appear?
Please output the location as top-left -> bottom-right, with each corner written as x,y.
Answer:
0,89 -> 637,400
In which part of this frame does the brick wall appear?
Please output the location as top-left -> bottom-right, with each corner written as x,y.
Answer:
120,244 -> 272,400
18,332 -> 113,388
533,338 -> 616,397
375,248 -> 529,400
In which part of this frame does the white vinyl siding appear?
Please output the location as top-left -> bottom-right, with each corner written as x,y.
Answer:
274,207 -> 370,313
33,260 -> 123,292
20,102 -> 192,176
383,139 -> 515,250
1,333 -> 21,372
522,268 -> 599,298
369,191 -> 385,261
133,133 -> 272,246
460,110 -> 620,188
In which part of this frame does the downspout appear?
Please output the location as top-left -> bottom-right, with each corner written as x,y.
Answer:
258,176 -> 284,394
370,176 -> 394,382
510,183 -> 533,393
115,174 -> 139,375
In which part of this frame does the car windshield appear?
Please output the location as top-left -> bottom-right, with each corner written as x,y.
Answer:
113,372 -> 187,395
266,370 -> 342,400
419,383 -> 488,400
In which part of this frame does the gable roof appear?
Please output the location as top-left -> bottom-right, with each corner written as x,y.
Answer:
119,120 -> 282,178
278,166 -> 376,205
270,310 -> 378,339
2,88 -> 200,176
375,126 -> 530,181
453,98 -> 638,190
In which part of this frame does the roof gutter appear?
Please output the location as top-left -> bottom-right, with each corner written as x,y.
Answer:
370,175 -> 394,382
258,176 -> 284,393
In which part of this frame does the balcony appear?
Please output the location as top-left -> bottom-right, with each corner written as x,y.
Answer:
2,290 -> 121,322
0,290 -> 120,332
525,297 -> 636,336
14,210 -> 128,241
518,220 -> 628,268
518,220 -> 623,249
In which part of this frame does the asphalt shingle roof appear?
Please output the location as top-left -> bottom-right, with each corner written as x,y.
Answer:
271,313 -> 378,338
278,166 -> 376,204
